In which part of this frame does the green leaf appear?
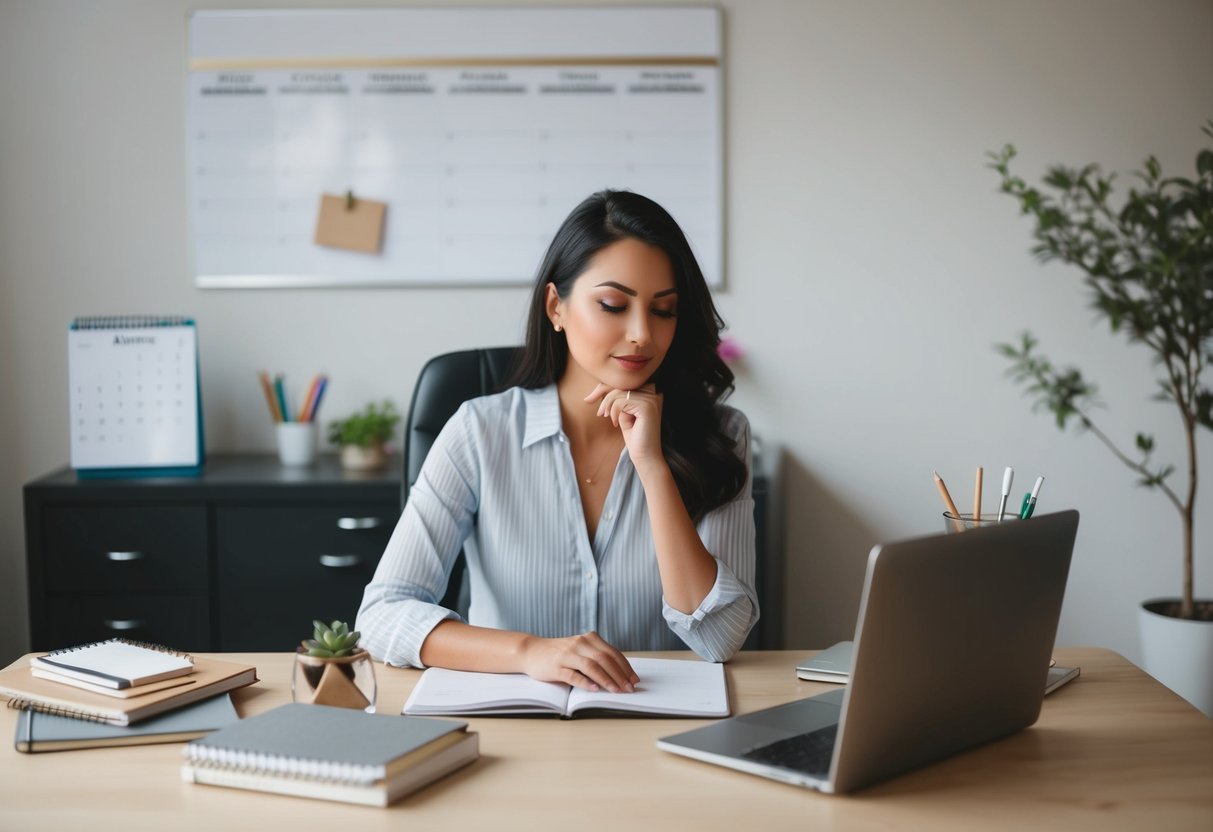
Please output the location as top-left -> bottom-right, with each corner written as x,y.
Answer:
1136,433 -> 1154,453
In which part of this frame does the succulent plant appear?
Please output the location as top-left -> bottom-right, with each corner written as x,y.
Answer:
303,619 -> 362,658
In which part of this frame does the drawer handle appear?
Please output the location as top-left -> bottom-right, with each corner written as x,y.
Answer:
337,517 -> 382,530
104,618 -> 145,631
319,554 -> 362,569
105,551 -> 146,562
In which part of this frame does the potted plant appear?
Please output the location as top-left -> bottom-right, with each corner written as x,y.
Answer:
327,399 -> 400,471
988,123 -> 1213,715
292,619 -> 377,712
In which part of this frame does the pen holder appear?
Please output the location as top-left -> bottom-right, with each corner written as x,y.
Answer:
943,511 -> 1021,533
276,422 -> 317,467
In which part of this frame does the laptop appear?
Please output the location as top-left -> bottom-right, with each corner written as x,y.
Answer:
657,509 -> 1079,794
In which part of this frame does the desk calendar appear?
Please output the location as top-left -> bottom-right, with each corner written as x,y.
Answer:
68,317 -> 204,477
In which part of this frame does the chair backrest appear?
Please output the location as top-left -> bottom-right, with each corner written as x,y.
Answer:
402,347 -> 521,613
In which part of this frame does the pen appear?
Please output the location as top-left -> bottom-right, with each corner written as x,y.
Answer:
997,467 -> 1014,522
934,471 -> 964,532
1021,476 -> 1044,519
973,467 -> 983,523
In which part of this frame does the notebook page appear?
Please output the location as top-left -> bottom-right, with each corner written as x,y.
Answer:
403,667 -> 570,715
33,641 -> 193,686
566,657 -> 728,717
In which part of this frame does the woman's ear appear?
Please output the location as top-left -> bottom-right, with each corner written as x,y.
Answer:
545,283 -> 563,332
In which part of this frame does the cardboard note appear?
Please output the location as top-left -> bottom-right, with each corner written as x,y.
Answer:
314,193 -> 386,253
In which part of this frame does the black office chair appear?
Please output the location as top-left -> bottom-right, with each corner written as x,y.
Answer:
402,347 -> 521,616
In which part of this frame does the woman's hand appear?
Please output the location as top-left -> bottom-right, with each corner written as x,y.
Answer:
519,631 -> 639,693
583,383 -> 665,470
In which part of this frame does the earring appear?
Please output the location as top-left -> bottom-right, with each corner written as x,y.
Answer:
554,323 -> 563,333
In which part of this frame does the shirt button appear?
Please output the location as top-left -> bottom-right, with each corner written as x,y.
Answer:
603,511 -> 613,520
585,571 -> 593,581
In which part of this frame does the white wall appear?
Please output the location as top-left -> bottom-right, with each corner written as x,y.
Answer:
2,0 -> 1211,666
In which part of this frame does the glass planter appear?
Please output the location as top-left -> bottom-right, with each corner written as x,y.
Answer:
292,647 -> 377,713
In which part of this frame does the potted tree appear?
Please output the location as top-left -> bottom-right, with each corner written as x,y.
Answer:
988,123 -> 1213,716
327,399 -> 400,471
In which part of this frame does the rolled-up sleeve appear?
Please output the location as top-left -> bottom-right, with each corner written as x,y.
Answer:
661,410 -> 759,661
356,403 -> 479,668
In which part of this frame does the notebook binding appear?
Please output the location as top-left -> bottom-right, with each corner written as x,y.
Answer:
45,638 -> 195,666
7,698 -> 111,724
184,745 -> 381,786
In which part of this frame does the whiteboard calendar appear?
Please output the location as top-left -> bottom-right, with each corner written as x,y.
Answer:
187,7 -> 723,288
69,317 -> 203,476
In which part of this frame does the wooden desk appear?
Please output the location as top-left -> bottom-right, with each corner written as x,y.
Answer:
2,649 -> 1210,830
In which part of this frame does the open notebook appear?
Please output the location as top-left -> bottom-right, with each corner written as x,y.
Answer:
403,657 -> 728,718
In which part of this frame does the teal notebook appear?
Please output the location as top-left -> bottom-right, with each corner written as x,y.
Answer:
14,693 -> 238,753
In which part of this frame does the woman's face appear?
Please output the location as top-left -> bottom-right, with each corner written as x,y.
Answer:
547,237 -> 679,391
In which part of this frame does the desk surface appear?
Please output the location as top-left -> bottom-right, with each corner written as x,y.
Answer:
2,648 -> 1210,831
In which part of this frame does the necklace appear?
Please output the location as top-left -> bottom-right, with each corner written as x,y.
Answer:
576,438 -> 622,485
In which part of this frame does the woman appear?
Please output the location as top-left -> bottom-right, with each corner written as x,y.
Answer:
357,190 -> 757,694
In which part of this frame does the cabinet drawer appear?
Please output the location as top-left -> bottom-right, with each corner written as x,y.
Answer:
44,594 -> 211,651
220,587 -> 369,651
42,506 -> 208,593
216,505 -> 393,588
216,505 -> 394,651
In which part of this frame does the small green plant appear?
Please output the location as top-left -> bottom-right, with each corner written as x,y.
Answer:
988,122 -> 1213,621
327,400 -> 400,448
303,619 -> 362,657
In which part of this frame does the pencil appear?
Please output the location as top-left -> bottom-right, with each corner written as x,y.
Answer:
307,376 -> 329,422
934,470 -> 964,532
297,375 -> 320,422
973,467 -> 983,522
274,374 -> 290,423
258,371 -> 282,423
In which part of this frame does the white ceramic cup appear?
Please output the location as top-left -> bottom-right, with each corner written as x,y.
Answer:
276,422 -> 317,467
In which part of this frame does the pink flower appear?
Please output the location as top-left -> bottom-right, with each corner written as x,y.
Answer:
717,335 -> 745,364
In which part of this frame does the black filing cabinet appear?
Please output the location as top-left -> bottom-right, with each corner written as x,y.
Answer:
24,455 -> 398,652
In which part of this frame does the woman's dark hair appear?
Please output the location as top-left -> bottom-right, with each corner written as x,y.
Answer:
507,190 -> 746,520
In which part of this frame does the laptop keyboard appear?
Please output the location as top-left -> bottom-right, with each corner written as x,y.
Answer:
741,723 -> 838,775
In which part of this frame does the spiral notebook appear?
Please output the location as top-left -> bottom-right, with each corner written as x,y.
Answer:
68,315 -> 205,478
15,693 -> 239,753
0,654 -> 257,726
29,638 -> 195,691
182,704 -> 480,807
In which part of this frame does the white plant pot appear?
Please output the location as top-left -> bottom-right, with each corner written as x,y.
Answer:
1138,599 -> 1213,718
340,442 -> 387,471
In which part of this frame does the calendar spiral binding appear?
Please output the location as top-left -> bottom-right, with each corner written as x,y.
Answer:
70,315 -> 195,330
45,638 -> 195,667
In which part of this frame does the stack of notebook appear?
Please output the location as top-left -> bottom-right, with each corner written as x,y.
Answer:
181,704 -> 480,806
1,639 -> 257,752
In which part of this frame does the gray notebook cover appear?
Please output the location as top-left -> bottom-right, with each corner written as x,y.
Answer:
796,641 -> 854,678
188,703 -> 468,769
15,693 -> 238,752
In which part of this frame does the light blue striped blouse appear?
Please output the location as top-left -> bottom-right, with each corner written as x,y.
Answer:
356,384 -> 758,667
